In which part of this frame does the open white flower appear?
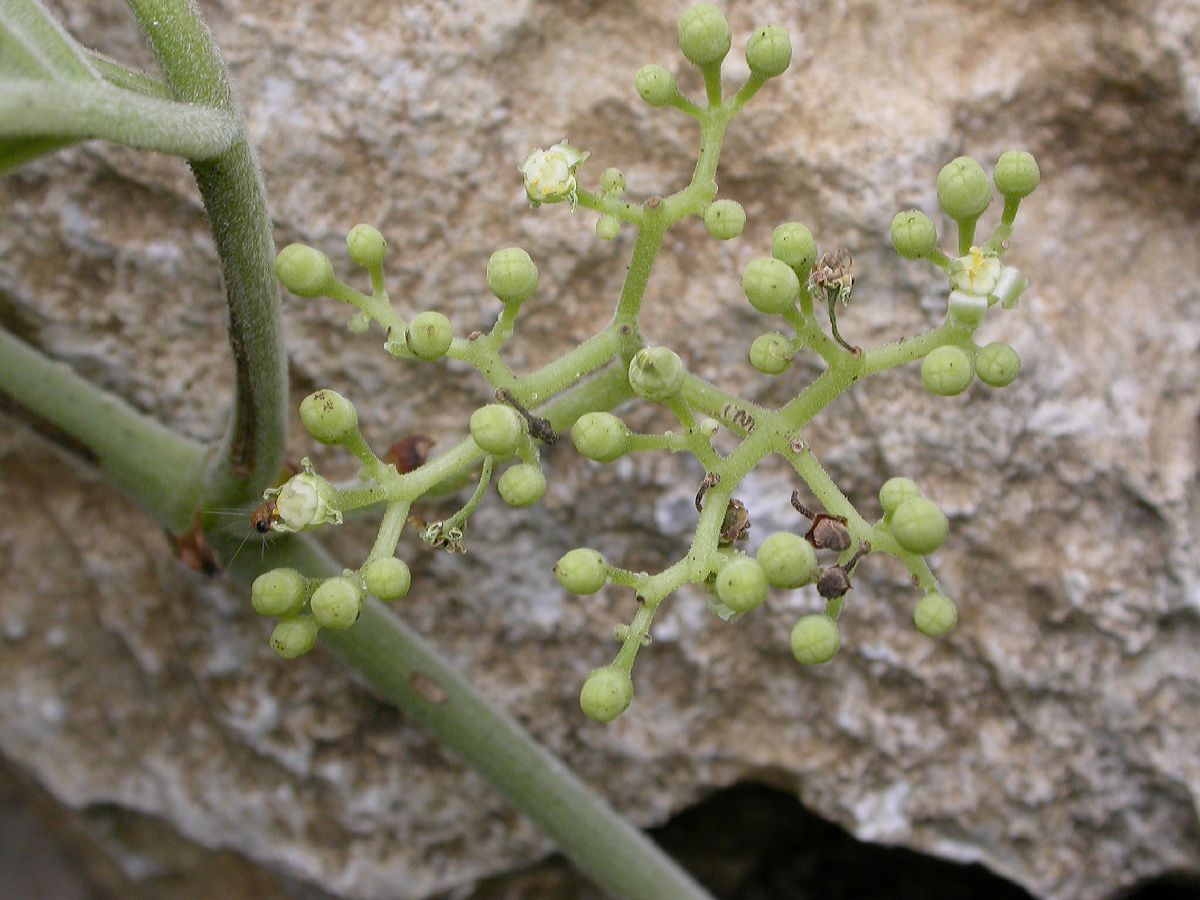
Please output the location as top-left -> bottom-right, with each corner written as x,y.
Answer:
265,459 -> 343,532
518,140 -> 589,210
950,246 -> 1003,296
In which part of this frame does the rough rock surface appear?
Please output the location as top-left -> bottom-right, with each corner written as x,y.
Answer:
2,1 -> 1199,898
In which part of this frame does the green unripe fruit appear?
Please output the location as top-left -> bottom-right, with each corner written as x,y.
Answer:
497,463 -> 547,508
742,257 -> 800,315
879,477 -> 921,515
890,210 -> 939,259
346,224 -> 386,269
914,591 -> 958,637
703,199 -> 746,240
600,167 -> 626,194
596,216 -> 621,240
677,3 -> 731,66
469,403 -> 525,456
634,64 -> 679,107
486,247 -> 539,304
299,389 -> 358,444
364,557 -> 411,602
890,497 -> 948,555
757,532 -> 817,589
772,222 -> 817,274
579,666 -> 633,723
571,412 -> 629,462
275,243 -> 335,298
628,346 -> 686,402
975,342 -> 1021,387
936,156 -> 992,222
555,548 -> 609,595
745,24 -> 792,78
921,345 -> 974,396
715,556 -> 770,614
406,311 -> 453,360
269,615 -> 319,659
749,332 -> 792,376
790,614 -> 840,665
251,568 -> 305,618
993,150 -> 1040,199
309,577 -> 363,630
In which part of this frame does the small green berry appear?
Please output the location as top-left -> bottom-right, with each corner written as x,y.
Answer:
364,557 -> 411,602
309,577 -> 363,630
975,342 -> 1021,387
269,615 -> 319,659
346,224 -> 386,269
579,665 -> 633,723
596,215 -> 621,241
299,389 -> 358,444
749,332 -> 792,376
914,591 -> 958,637
757,532 -> 817,589
790,614 -> 840,665
600,167 -> 626,194
628,346 -> 686,402
406,311 -> 453,360
890,497 -> 948,555
742,257 -> 800,315
497,463 -> 547,508
469,403 -> 525,456
936,156 -> 992,222
772,222 -> 817,274
745,24 -> 791,78
251,568 -> 305,618
993,150 -> 1040,199
571,412 -> 629,462
921,345 -> 974,396
703,199 -> 746,240
677,3 -> 731,66
634,64 -> 679,107
890,210 -> 939,259
715,556 -> 770,614
555,548 -> 609,595
878,477 -> 921,515
486,247 -> 539,304
275,243 -> 335,298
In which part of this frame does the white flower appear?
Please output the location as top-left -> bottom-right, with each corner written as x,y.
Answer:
949,246 -> 1002,296
518,140 -> 590,210
265,459 -> 342,532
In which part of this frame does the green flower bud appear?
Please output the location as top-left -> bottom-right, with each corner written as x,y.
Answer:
890,497 -> 948,555
936,156 -> 992,222
596,215 -> 621,241
974,342 -> 1021,387
299,389 -> 358,444
275,243 -> 335,298
703,199 -> 746,240
310,577 -> 363,630
715,556 -> 770,614
634,64 -> 679,107
486,247 -> 539,304
346,224 -> 386,269
628,346 -> 686,402
790,613 -> 840,665
600,167 -> 626,194
251,567 -> 306,618
745,24 -> 791,78
497,463 -> 547,508
364,557 -> 411,602
269,615 -> 319,659
914,591 -> 958,637
555,548 -> 609,595
742,257 -> 800,315
469,403 -> 525,456
579,665 -> 633,723
993,150 -> 1040,199
677,3 -> 731,66
772,222 -> 817,274
749,332 -> 792,376
571,412 -> 630,462
878,477 -> 921,515
890,210 -> 939,260
921,345 -> 974,396
757,532 -> 817,589
406,311 -> 453,360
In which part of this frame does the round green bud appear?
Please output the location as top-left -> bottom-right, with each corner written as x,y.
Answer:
921,345 -> 974,396
600,167 -> 626,194
269,615 -> 319,660
486,247 -> 539,304
975,342 -> 1021,387
571,412 -> 630,462
634,64 -> 679,107
251,568 -> 305,618
364,557 -> 411,602
469,403 -> 525,456
772,222 -> 817,273
554,548 -> 609,595
936,156 -> 992,222
628,346 -> 686,402
299,389 -> 358,444
677,3 -> 731,66
596,215 -> 621,241
757,532 -> 817,589
309,577 -> 363,630
993,150 -> 1040,199
745,24 -> 792,78
406,311 -> 453,360
703,199 -> 746,240
497,463 -> 547,508
790,614 -> 840,665
579,665 -> 633,723
914,591 -> 958,637
749,332 -> 792,376
742,257 -> 800,315
346,224 -> 386,269
890,210 -> 939,260
275,243 -> 335,298
890,497 -> 948,555
878,477 -> 921,515
715,556 -> 770,614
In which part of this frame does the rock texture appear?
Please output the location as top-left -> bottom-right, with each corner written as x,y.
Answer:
2,0 -> 1199,898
